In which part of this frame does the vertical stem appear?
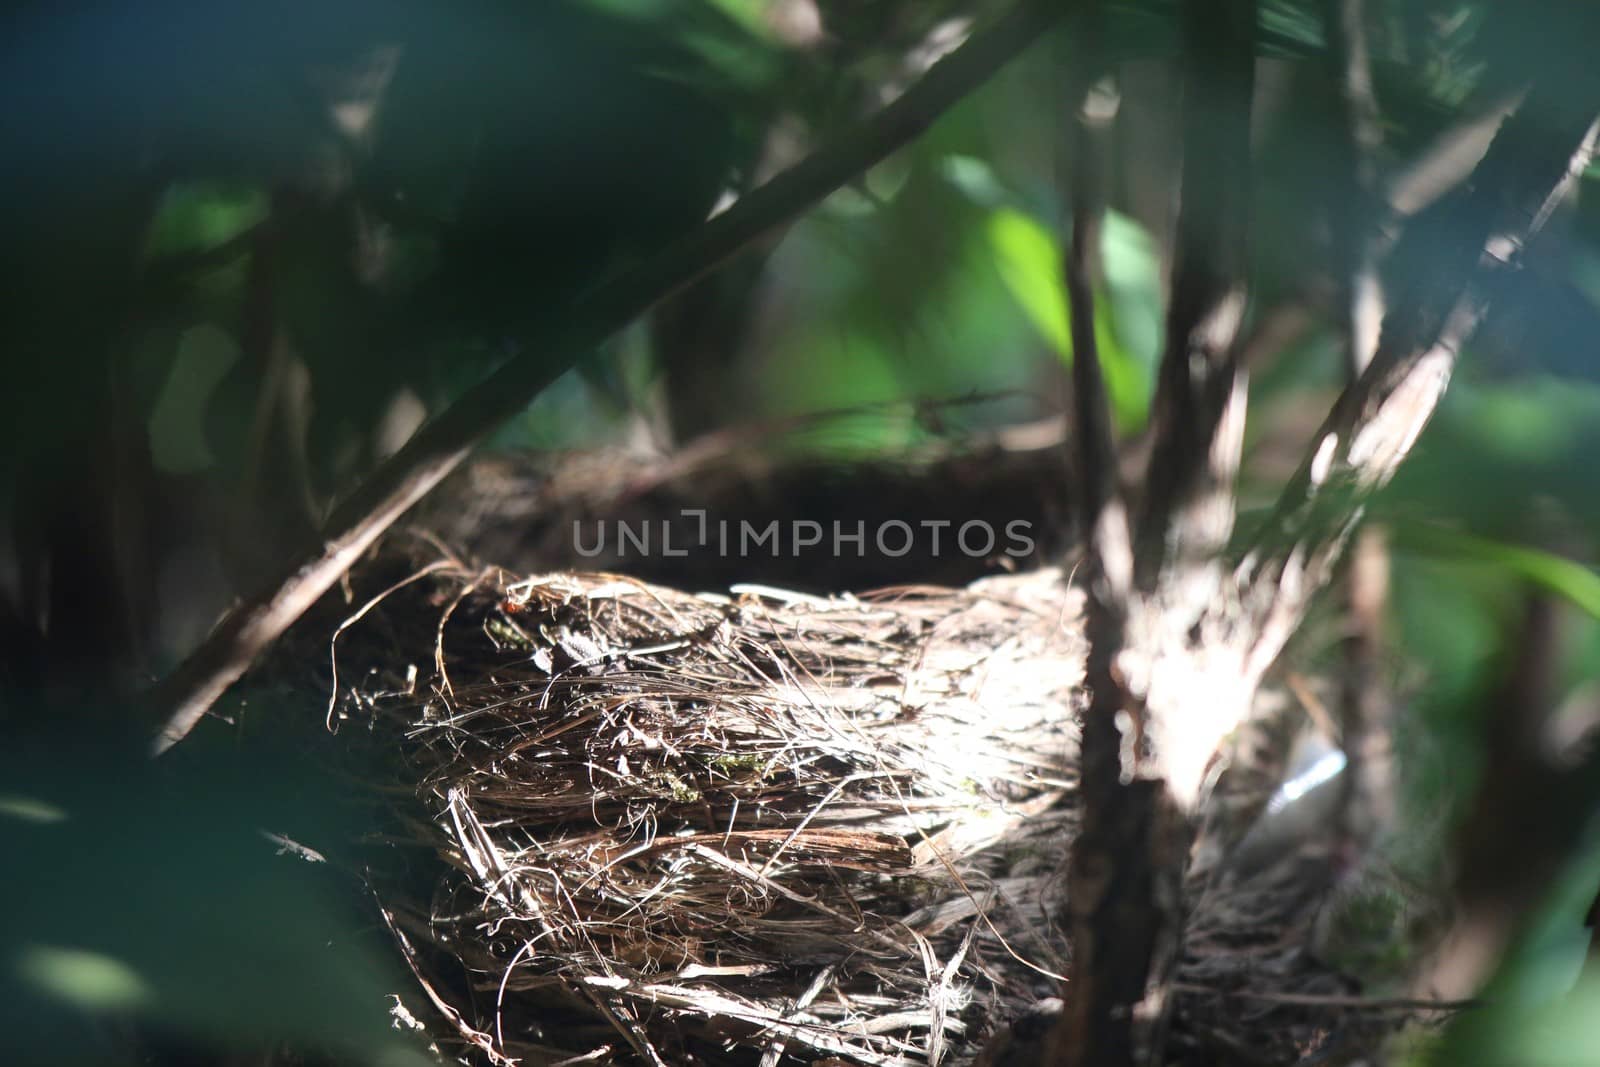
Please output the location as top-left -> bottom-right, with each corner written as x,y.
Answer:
1324,0 -> 1393,850
1063,61 -> 1118,538
1060,4 -> 1133,598
1133,0 -> 1257,590
1053,8 -> 1186,1066
1325,0 -> 1384,378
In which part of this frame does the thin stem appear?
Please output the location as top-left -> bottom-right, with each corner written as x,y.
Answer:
1324,0 -> 1392,850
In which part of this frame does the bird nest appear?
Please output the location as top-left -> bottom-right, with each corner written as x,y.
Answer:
324,554 -> 1386,1065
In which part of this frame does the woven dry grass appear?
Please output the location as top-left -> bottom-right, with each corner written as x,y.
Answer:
326,556 -> 1389,1066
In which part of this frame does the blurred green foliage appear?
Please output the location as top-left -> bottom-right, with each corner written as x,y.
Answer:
987,205 -> 1155,429
0,736 -> 423,1066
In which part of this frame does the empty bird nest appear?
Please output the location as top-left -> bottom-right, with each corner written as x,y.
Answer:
314,548 -> 1400,1066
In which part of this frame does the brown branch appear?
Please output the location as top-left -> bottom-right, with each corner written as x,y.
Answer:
1056,3 -> 1256,1065
1384,94 -> 1522,220
145,0 -> 1068,754
1052,12 -> 1163,1064
1133,0 -> 1257,590
1323,0 -> 1393,854
1195,105 -> 1600,903
1412,591 -> 1566,1004
1060,8 -> 1133,600
1062,40 -> 1117,540
1236,87 -> 1600,673
1324,0 -> 1383,377
1411,586 -> 1600,1044
1403,537 -> 1600,1018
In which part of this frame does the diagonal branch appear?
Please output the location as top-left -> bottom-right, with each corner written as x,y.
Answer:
1235,87 -> 1600,678
145,0 -> 1067,754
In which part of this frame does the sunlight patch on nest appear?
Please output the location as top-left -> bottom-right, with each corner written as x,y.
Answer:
319,558 -> 1396,1064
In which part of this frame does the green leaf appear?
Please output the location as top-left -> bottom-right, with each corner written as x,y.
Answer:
986,207 -> 1152,428
937,155 -> 1011,208
0,796 -> 68,825
988,207 -> 1070,353
1100,209 -> 1162,378
1394,522 -> 1600,620
143,182 -> 268,265
15,945 -> 153,1011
